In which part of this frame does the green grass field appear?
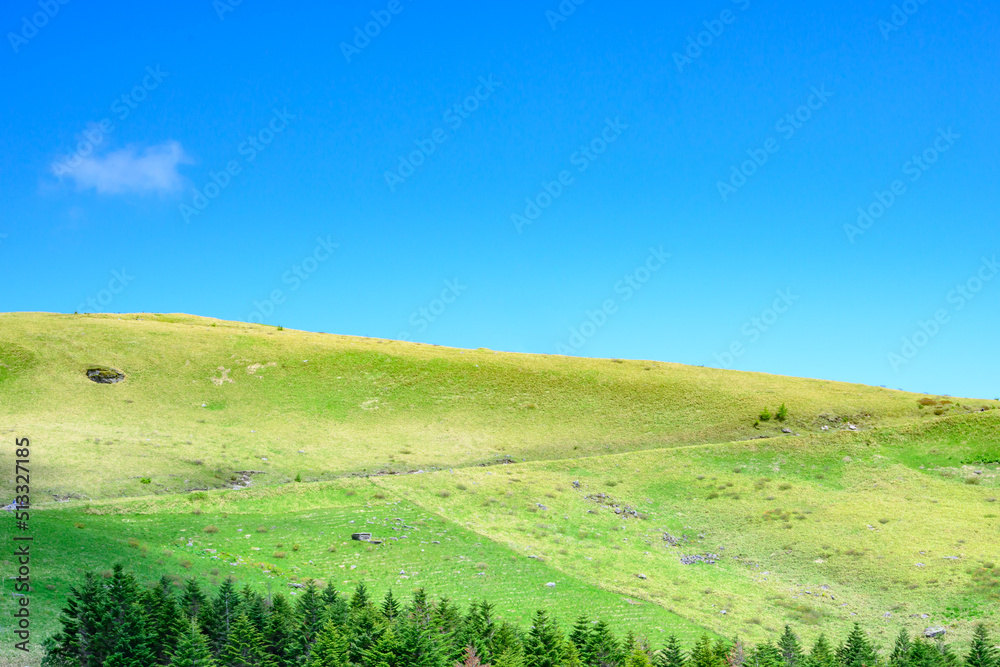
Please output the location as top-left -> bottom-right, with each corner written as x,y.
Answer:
1,312 -> 998,663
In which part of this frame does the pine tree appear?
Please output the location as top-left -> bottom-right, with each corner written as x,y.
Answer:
42,572 -> 105,667
491,622 -> 524,667
93,564 -> 155,667
778,627 -> 804,667
363,624 -> 401,667
908,639 -> 943,667
569,616 -> 593,665
323,583 -> 350,629
805,635 -> 836,667
239,584 -> 268,635
297,579 -> 328,660
494,648 -> 526,667
747,643 -> 782,667
837,624 -> 878,667
410,589 -> 433,628
397,615 -> 445,667
965,625 -> 999,667
308,620 -> 350,667
381,589 -> 402,622
458,600 -> 498,663
655,635 -> 686,667
690,635 -> 724,667
168,621 -> 217,667
349,604 -> 386,666
264,593 -> 299,667
220,613 -> 272,667
145,577 -> 185,665
523,611 -> 564,667
351,582 -> 373,613
628,647 -> 653,667
201,578 -> 239,657
180,579 -> 207,623
889,629 -> 912,667
586,619 -> 621,667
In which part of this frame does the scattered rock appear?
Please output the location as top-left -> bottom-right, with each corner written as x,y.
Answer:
782,428 -> 792,434
924,627 -> 946,638
821,425 -> 830,431
572,480 -> 581,488
680,553 -> 720,565
847,423 -> 858,431
545,582 -> 556,588
636,573 -> 647,579
843,456 -> 852,463
86,367 -> 125,384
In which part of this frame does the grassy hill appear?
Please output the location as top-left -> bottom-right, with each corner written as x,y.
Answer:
3,312 -> 991,501
1,312 -> 998,661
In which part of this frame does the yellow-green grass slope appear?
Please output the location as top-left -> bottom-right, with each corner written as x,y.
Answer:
2,312 -> 993,501
1,311 -> 998,659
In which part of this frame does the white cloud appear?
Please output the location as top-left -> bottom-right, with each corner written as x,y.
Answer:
55,140 -> 191,195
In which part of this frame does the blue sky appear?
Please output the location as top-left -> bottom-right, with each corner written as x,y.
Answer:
2,0 -> 998,399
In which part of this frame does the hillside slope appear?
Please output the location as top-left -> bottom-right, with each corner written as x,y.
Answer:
0,312 -> 994,501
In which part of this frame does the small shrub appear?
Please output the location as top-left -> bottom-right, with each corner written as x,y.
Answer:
707,492 -> 720,500
327,545 -> 337,552
987,497 -> 997,503
878,518 -> 890,524
273,551 -> 287,559
74,522 -> 85,529
759,408 -> 772,422
456,484 -> 468,491
292,544 -> 300,552
203,525 -> 219,534
192,509 -> 202,516
776,404 -> 788,422
734,466 -> 743,473
179,560 -> 192,569
275,543 -> 283,548
295,473 -> 301,483
779,483 -> 792,491
256,526 -> 268,533
965,476 -> 982,485
127,538 -> 140,548
437,490 -> 451,499
606,481 -> 618,487
345,490 -> 356,497
373,492 -> 386,499
139,477 -> 151,484
210,568 -> 220,576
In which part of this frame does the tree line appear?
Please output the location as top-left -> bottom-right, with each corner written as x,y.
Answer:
42,564 -> 999,667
